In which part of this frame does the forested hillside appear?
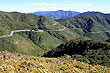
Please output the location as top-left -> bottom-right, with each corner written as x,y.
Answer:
44,37 -> 110,67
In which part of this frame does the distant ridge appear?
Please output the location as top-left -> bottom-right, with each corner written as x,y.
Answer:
30,10 -> 80,20
78,11 -> 110,17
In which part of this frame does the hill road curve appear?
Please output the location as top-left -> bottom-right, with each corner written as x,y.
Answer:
0,22 -> 65,38
1,22 -> 110,38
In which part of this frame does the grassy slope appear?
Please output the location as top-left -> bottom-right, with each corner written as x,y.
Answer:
0,50 -> 110,73
0,33 -> 44,56
0,11 -> 78,56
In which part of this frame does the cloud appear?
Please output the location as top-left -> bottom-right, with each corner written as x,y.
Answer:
1,3 -> 109,13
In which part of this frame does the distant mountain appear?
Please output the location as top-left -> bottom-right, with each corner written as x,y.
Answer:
30,10 -> 80,20
43,37 -> 110,67
78,11 -> 110,18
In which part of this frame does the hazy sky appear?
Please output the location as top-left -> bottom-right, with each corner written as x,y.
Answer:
0,0 -> 110,13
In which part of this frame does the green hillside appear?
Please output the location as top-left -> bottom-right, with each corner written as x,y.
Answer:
0,11 -> 110,72
57,14 -> 110,41
0,11 -> 78,56
1,11 -> 110,57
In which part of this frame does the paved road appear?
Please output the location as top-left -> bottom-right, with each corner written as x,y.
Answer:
0,22 -> 66,38
0,30 -> 44,38
0,28 -> 66,38
1,22 -> 110,38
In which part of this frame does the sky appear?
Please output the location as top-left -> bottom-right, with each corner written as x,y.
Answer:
0,0 -> 110,13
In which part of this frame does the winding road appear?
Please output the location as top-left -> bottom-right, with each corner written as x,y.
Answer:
0,30 -> 44,38
0,22 -> 65,38
1,22 -> 110,38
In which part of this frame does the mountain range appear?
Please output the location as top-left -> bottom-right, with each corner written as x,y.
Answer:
0,11 -> 110,56
78,11 -> 110,18
0,11 -> 78,56
30,10 -> 80,20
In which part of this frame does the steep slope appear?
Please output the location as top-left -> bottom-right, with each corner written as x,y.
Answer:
57,13 -> 110,41
30,10 -> 80,20
44,37 -> 110,67
0,11 -> 78,56
0,50 -> 110,73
